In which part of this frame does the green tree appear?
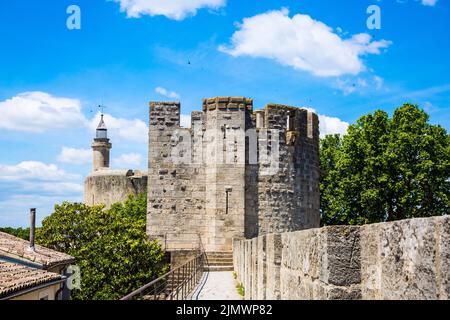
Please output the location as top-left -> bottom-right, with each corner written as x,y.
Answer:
320,104 -> 450,225
0,227 -> 30,240
36,194 -> 166,300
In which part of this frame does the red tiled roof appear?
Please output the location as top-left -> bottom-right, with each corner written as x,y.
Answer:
0,232 -> 75,269
0,261 -> 62,299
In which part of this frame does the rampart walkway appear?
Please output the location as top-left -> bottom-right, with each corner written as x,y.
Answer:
191,271 -> 242,300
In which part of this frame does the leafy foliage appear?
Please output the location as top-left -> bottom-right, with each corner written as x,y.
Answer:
0,227 -> 30,240
320,104 -> 450,225
236,282 -> 245,297
36,194 -> 166,300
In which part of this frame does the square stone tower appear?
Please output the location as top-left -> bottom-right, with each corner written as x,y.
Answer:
147,97 -> 320,253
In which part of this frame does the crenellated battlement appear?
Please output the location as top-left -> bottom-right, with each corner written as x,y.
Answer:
256,104 -> 319,141
149,101 -> 180,129
202,96 -> 253,112
85,96 -> 320,253
147,97 -> 321,252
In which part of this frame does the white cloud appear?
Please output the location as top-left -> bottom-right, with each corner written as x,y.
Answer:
21,181 -> 84,194
220,8 -> 391,77
111,0 -> 226,20
319,115 -> 349,137
39,182 -> 83,194
334,75 -> 385,95
180,114 -> 191,128
0,92 -> 149,143
112,153 -> 143,168
0,161 -> 83,226
90,112 -> 148,143
155,87 -> 180,99
334,79 -> 358,96
304,108 -> 349,137
0,91 -> 86,132
421,0 -> 437,6
57,147 -> 91,165
396,0 -> 438,7
373,76 -> 384,90
0,161 -> 79,182
0,194 -> 83,227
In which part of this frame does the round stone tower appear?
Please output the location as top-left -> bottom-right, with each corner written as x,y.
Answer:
92,114 -> 112,171
84,113 -> 148,208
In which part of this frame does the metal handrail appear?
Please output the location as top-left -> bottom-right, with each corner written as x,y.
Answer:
120,233 -> 206,300
120,253 -> 205,300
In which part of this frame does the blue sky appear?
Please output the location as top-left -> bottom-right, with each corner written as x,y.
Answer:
0,0 -> 449,227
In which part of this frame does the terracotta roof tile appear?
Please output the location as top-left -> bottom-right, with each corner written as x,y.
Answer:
0,261 -> 62,298
0,232 -> 75,269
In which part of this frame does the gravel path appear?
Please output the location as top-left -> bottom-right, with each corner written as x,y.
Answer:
191,271 -> 242,300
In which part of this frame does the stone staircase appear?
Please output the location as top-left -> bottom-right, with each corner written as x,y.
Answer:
204,252 -> 234,272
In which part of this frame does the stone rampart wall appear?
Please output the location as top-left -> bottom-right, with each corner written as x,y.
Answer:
233,216 -> 450,300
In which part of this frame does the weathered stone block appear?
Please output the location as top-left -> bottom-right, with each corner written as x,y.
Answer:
437,215 -> 450,299
266,233 -> 281,300
256,236 -> 267,300
323,226 -> 360,287
251,238 -> 258,300
361,216 -> 450,300
280,226 -> 360,300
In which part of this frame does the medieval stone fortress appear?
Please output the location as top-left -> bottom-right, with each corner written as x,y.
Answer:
1,0 -> 448,304
84,96 -> 450,300
85,97 -> 320,252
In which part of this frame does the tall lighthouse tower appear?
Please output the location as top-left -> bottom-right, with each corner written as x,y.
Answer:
84,106 -> 147,208
92,114 -> 112,171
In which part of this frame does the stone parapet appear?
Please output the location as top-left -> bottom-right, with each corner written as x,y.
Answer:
202,97 -> 253,112
233,215 -> 450,300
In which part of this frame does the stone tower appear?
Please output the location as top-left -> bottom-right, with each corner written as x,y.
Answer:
84,113 -> 148,208
147,97 -> 320,253
92,114 -> 112,171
